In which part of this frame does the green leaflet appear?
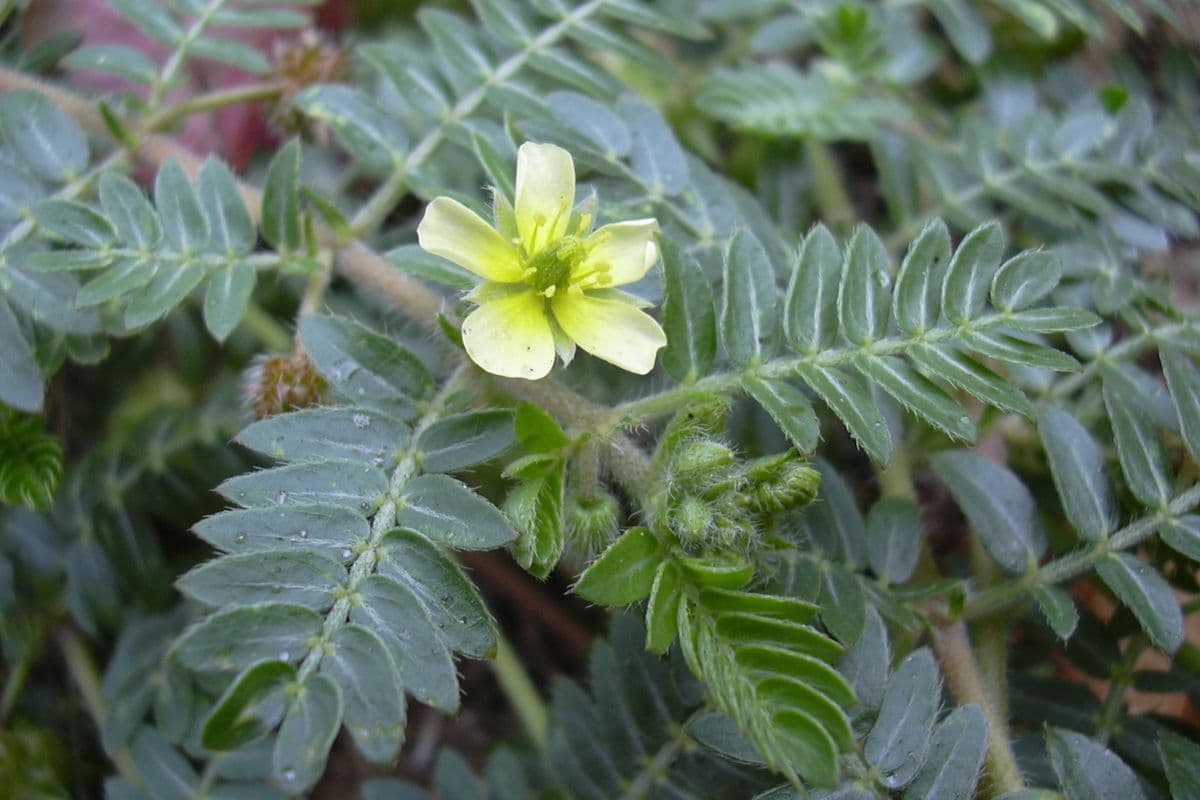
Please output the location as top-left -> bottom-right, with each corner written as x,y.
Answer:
192,504 -> 369,563
796,363 -> 893,465
1033,584 -> 1079,640
932,450 -> 1046,573
217,460 -> 390,512
1103,383 -> 1172,509
785,223 -> 841,353
941,222 -> 1003,325
416,410 -> 514,472
299,314 -> 434,421
864,648 -> 939,789
645,560 -> 682,654
171,604 -> 323,673
866,498 -> 921,585
742,376 -> 819,453
321,624 -> 406,765
202,260 -> 256,341
262,139 -> 302,252
376,528 -> 497,658
853,354 -> 974,441
395,474 -> 517,550
32,200 -> 116,248
838,224 -> 892,346
721,229 -> 779,367
1096,552 -> 1183,652
154,160 -> 209,254
0,298 -> 42,412
1158,515 -> 1200,561
0,91 -> 88,182
661,239 -> 716,382
893,218 -> 950,336
351,574 -> 458,712
177,550 -> 346,611
573,526 -> 661,605
201,660 -> 294,751
901,704 -> 987,800
126,727 -> 198,800
1047,728 -> 1146,800
295,85 -> 409,173
990,249 -> 1061,312
273,673 -> 342,793
237,406 -> 410,468
1161,347 -> 1200,464
1038,405 -> 1115,542
1159,731 -> 1200,800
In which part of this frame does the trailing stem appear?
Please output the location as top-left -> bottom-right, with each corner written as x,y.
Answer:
932,622 -> 1025,799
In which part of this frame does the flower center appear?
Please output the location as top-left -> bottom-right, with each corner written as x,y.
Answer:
526,235 -> 587,292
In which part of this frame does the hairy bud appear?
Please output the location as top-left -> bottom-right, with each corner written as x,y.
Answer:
671,438 -> 736,486
658,394 -> 730,462
669,494 -> 714,545
565,489 -> 621,557
741,453 -> 820,514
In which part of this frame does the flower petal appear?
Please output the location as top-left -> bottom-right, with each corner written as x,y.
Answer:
463,290 -> 556,380
551,291 -> 667,375
580,219 -> 659,287
515,142 -> 575,255
417,197 -> 523,282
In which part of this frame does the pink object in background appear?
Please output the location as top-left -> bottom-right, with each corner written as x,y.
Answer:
22,0 -> 346,170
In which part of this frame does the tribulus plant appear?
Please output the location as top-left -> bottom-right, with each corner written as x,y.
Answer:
1,1 -> 1198,798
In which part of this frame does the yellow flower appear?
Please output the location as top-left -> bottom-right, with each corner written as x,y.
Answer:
417,142 -> 668,380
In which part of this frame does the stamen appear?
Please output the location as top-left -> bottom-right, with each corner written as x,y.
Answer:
573,210 -> 593,236
527,213 -> 546,255
584,230 -> 612,253
548,199 -> 569,239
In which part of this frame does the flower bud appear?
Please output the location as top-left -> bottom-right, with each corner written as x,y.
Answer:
565,490 -> 621,556
668,495 -> 714,545
658,394 -> 730,460
741,453 -> 820,514
671,439 -> 735,486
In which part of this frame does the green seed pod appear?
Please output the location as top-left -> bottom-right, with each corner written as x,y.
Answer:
671,438 -> 736,486
742,453 -> 821,514
565,489 -> 621,556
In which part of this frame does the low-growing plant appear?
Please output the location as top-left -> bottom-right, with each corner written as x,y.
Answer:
1,1 -> 1198,798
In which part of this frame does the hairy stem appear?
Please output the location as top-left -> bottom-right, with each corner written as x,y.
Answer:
1095,635 -> 1145,746
489,634 -> 549,752
0,621 -> 44,724
143,81 -> 285,133
806,139 -> 855,235
932,622 -> 1025,798
619,724 -> 689,800
963,483 -> 1200,619
147,0 -> 227,111
56,627 -> 142,787
239,302 -> 293,352
969,534 -> 1011,768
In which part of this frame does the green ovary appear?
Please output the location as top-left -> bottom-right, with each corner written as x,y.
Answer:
526,235 -> 587,292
